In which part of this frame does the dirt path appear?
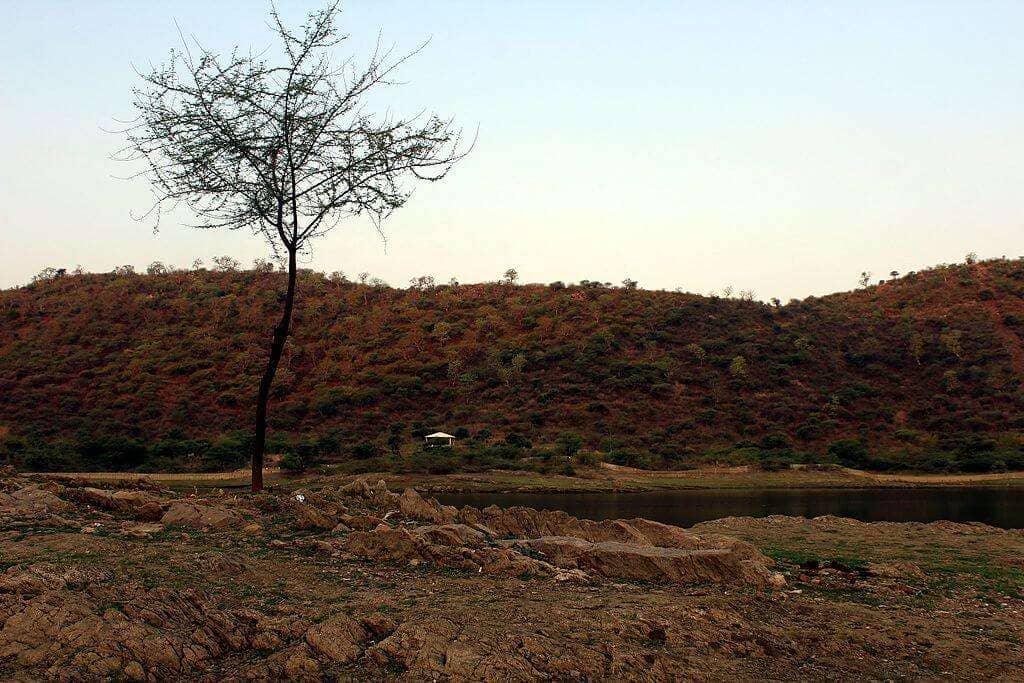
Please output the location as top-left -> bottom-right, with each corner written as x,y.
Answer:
598,463 -> 752,478
37,468 -> 281,484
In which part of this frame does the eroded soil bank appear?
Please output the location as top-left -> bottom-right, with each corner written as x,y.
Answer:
2,468 -> 1022,681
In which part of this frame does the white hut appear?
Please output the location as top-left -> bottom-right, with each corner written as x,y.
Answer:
424,431 -> 456,448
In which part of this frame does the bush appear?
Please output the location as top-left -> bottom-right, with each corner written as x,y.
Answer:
201,439 -> 248,472
279,451 -> 307,472
757,448 -> 799,471
607,448 -> 654,469
504,432 -> 532,449
352,442 -> 379,460
77,435 -> 148,471
827,439 -> 869,468
760,433 -> 791,450
556,432 -> 584,458
795,415 -> 829,441
20,442 -> 82,472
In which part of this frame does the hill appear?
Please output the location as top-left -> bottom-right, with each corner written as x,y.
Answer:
3,259 -> 1024,473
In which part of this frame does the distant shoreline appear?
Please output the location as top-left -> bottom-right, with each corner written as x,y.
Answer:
33,464 -> 1024,493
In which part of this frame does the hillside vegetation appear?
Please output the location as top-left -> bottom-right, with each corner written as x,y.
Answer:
3,259 -> 1024,473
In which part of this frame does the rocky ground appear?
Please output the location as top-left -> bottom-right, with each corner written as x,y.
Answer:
1,468 -> 1022,681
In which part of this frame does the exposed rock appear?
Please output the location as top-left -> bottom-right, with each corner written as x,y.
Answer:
336,513 -> 383,531
340,478 -> 373,498
195,551 -> 249,576
507,536 -> 785,588
123,660 -> 146,681
0,484 -> 73,516
411,523 -> 490,547
371,479 -> 399,506
0,585 -> 310,680
304,613 -> 369,663
359,612 -> 398,640
459,505 -> 752,554
0,563 -> 109,595
120,522 -> 164,537
339,477 -> 398,507
160,501 -> 241,529
363,620 -> 467,677
625,517 -> 717,547
340,526 -> 425,563
282,645 -> 321,679
67,487 -> 165,521
398,488 -> 459,524
287,500 -> 337,530
335,491 -> 783,588
363,617 -> 620,680
339,525 -> 568,579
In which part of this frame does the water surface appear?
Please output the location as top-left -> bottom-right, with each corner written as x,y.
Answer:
436,487 -> 1024,529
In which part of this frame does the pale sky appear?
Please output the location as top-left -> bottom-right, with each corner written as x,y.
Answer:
1,1 -> 1022,300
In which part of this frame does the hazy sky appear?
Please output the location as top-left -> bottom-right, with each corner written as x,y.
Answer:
2,1 -> 1022,299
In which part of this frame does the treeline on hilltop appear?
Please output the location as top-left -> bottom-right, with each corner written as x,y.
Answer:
2,256 -> 1024,474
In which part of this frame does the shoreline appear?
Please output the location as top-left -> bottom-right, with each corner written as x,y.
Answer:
34,464 -> 1024,493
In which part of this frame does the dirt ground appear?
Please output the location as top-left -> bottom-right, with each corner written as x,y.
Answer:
2,469 -> 1022,681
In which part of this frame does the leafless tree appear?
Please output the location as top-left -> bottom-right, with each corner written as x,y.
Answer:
121,3 -> 469,490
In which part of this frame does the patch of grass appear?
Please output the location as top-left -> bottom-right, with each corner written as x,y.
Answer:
764,547 -> 871,573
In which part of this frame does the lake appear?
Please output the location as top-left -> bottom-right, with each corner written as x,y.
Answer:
436,487 -> 1024,529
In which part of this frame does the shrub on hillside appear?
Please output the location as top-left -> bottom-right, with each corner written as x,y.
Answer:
20,442 -> 82,472
352,442 -> 379,460
200,439 -> 248,472
556,432 -> 584,458
827,439 -> 869,468
77,435 -> 148,471
607,449 -> 654,469
504,432 -> 532,449
279,451 -> 307,473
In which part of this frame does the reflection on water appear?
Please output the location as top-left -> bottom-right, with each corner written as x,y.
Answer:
436,488 -> 1024,529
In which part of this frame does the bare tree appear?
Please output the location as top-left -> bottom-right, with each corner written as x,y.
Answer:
121,3 -> 468,490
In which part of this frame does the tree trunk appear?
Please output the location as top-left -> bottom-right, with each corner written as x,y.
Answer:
251,247 -> 298,492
